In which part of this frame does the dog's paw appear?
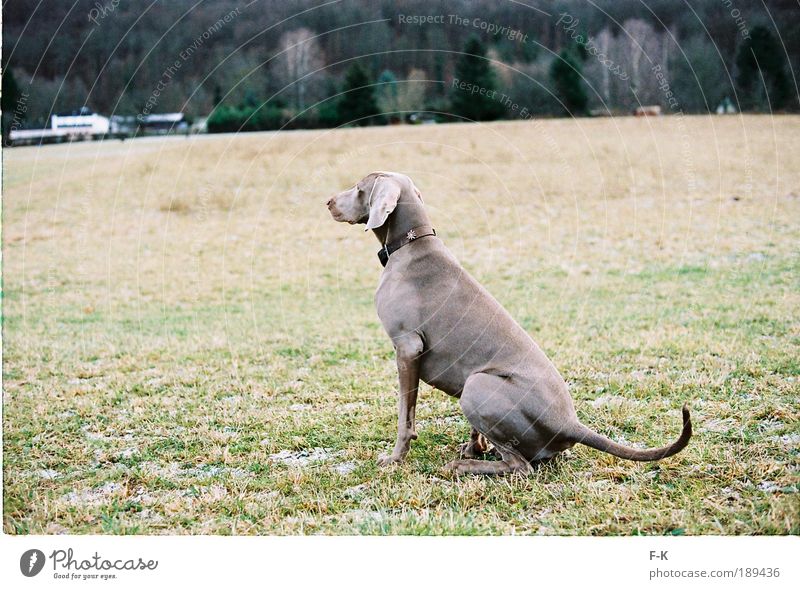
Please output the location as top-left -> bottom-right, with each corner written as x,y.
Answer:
377,453 -> 403,467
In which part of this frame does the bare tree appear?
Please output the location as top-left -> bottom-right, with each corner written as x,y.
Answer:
396,68 -> 427,114
621,19 -> 666,108
596,28 -> 612,103
277,28 -> 324,111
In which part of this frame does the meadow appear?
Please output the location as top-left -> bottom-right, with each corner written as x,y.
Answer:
3,115 -> 799,535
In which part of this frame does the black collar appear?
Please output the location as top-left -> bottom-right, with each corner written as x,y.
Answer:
378,225 -> 436,267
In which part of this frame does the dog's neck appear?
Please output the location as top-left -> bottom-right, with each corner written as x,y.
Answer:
371,190 -> 431,246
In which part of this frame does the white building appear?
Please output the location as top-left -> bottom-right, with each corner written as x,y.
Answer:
51,106 -> 110,135
9,107 -> 194,146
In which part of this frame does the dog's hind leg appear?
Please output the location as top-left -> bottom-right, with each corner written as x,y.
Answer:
445,373 -> 535,475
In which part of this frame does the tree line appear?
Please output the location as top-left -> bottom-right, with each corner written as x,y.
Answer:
2,0 -> 797,136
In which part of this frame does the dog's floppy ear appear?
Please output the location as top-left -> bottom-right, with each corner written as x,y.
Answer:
365,176 -> 402,231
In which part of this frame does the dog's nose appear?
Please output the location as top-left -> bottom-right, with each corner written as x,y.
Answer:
326,197 -> 334,207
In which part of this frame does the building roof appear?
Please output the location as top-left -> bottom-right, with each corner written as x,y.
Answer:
138,113 -> 185,123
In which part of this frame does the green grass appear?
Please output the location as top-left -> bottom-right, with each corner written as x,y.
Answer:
3,117 -> 799,534
4,257 -> 798,535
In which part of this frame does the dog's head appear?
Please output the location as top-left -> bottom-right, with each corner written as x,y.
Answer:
326,171 -> 422,231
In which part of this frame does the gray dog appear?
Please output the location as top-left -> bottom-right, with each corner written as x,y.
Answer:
326,171 -> 691,474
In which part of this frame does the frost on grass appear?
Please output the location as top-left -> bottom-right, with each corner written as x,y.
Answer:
128,484 -> 233,520
699,417 -> 737,433
81,425 -> 109,441
341,509 -> 386,524
208,428 -> 239,443
589,395 -> 641,409
333,461 -> 357,475
721,487 -> 742,501
344,483 -> 368,498
116,447 -> 139,459
757,481 -> 797,494
136,508 -> 165,523
417,415 -> 463,428
62,482 -> 124,505
37,469 -> 61,480
139,462 -> 252,480
612,435 -> 646,449
45,523 -> 69,534
757,419 -> 785,433
130,490 -> 193,516
269,447 -> 343,468
772,433 -> 800,448
338,402 -> 368,413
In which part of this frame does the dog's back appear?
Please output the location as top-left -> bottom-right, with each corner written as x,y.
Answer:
376,235 -> 566,401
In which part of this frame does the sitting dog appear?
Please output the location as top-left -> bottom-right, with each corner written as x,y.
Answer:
326,171 -> 691,474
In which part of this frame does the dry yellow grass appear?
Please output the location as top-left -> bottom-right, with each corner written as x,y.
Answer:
3,115 -> 799,534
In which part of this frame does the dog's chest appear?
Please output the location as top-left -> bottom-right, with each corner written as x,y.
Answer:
376,253 -> 529,394
374,250 -> 463,335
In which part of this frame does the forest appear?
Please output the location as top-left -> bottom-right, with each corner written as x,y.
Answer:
2,0 -> 798,133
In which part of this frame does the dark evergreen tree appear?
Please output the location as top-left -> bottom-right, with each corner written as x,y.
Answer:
549,50 -> 588,116
450,36 -> 506,121
337,63 -> 380,126
317,79 -> 341,127
2,68 -> 21,144
736,25 -> 790,110
241,88 -> 259,109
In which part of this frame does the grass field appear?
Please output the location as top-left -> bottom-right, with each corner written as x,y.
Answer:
3,115 -> 799,535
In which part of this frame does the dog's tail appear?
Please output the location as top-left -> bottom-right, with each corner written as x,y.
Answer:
570,404 -> 691,461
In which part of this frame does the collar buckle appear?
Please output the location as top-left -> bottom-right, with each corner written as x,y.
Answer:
378,244 -> 390,267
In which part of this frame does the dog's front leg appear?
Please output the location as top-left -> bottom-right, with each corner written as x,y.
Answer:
378,334 -> 423,466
